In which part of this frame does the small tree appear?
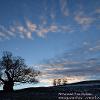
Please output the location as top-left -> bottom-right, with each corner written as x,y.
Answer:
0,51 -> 40,92
57,79 -> 61,85
53,79 -> 57,86
62,78 -> 67,85
53,78 -> 68,86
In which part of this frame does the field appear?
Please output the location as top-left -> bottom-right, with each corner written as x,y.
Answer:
0,80 -> 100,100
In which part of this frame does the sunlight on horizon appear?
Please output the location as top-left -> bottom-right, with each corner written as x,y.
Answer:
0,76 -> 86,90
0,82 -> 51,90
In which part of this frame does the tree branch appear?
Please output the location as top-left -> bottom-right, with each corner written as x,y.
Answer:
5,71 -> 12,81
0,77 -> 5,83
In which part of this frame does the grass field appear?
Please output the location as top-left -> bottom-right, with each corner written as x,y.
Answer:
0,80 -> 100,100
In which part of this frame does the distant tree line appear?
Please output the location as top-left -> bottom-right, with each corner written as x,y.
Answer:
53,78 -> 67,86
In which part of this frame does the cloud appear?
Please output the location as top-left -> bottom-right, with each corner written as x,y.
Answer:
89,45 -> 100,52
0,20 -> 35,40
0,25 -> 15,37
62,41 -> 100,61
50,13 -> 56,20
40,16 -> 47,25
38,67 -> 86,84
84,40 -> 100,53
37,26 -> 49,38
75,16 -> 93,25
1,19 -> 66,40
95,8 -> 100,14
61,25 -> 75,33
15,24 -> 28,39
26,19 -> 37,32
39,57 -> 100,83
36,23 -> 75,38
59,0 -> 69,16
36,23 -> 73,38
0,7 -> 98,41
9,26 -> 16,33
0,32 -> 10,40
26,32 -> 33,39
75,14 -> 94,30
0,25 -> 15,40
12,21 -> 33,39
0,32 -> 6,38
37,41 -> 100,83
0,0 -> 99,41
40,75 -> 86,84
49,24 -> 59,32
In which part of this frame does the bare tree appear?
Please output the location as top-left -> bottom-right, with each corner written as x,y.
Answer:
53,78 -> 68,86
62,78 -> 67,85
57,79 -> 61,85
0,51 -> 40,92
53,79 -> 57,86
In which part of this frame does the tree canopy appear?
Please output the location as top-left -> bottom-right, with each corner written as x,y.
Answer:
0,51 -> 40,91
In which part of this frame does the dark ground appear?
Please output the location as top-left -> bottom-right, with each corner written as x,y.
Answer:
0,80 -> 100,100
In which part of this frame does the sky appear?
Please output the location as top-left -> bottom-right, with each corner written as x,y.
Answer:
0,0 -> 100,89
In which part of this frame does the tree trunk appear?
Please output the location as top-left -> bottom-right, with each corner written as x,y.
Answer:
3,81 -> 14,92
3,71 -> 14,92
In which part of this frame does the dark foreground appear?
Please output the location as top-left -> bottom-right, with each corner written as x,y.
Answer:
0,81 -> 100,100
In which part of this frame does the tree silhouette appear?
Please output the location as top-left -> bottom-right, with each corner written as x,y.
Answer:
53,79 -> 57,86
57,79 -> 61,85
53,78 -> 68,86
62,78 -> 67,85
0,51 -> 40,92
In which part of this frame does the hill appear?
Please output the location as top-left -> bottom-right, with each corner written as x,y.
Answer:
68,80 -> 100,85
0,80 -> 100,100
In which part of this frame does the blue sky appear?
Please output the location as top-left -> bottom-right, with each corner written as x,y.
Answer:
0,0 -> 100,88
